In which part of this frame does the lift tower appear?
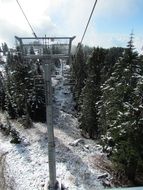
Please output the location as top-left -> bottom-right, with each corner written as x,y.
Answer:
15,35 -> 75,190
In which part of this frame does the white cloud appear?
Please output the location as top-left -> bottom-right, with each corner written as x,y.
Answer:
0,0 -> 143,51
0,0 -> 59,45
0,18 -> 30,47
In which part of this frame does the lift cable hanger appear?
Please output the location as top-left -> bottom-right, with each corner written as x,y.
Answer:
16,0 -> 38,38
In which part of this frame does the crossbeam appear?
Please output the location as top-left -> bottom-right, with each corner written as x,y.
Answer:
15,35 -> 76,65
22,44 -> 68,47
15,36 -> 76,41
23,54 -> 68,60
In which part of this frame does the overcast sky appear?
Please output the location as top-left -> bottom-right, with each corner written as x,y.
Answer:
0,0 -> 143,52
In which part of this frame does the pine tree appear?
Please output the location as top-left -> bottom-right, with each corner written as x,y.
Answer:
84,45 -> 93,60
29,46 -> 35,54
0,72 -> 5,111
23,47 -> 28,55
79,47 -> 105,139
102,47 -> 124,83
2,42 -> 8,56
43,45 -> 50,54
71,44 -> 86,109
5,53 -> 46,123
99,33 -> 143,180
52,45 -> 61,54
5,56 -> 34,118
0,47 -> 2,53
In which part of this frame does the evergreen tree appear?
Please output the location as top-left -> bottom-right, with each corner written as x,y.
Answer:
2,42 -> 8,55
0,46 -> 2,53
5,56 -> 34,117
29,46 -> 35,55
99,34 -> 143,180
71,44 -> 86,109
79,47 -> 105,138
23,47 -> 28,55
84,45 -> 93,60
43,45 -> 50,54
5,53 -> 46,123
102,47 -> 124,83
0,72 -> 5,111
52,44 -> 61,54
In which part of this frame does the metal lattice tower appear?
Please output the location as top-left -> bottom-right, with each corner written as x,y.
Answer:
15,35 -> 75,190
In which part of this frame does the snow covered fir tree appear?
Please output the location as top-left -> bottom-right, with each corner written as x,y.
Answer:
79,47 -> 105,139
71,44 -> 87,110
99,34 -> 143,181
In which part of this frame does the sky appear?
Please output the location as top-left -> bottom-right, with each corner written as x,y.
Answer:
0,0 -> 143,52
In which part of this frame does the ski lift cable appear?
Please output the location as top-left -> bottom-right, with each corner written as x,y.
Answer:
80,0 -> 98,45
16,0 -> 38,38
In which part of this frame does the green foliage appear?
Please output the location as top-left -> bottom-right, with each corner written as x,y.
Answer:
99,33 -> 143,180
1,42 -> 8,56
79,47 -> 105,138
79,78 -> 98,138
0,72 -> 5,111
52,45 -> 61,54
10,128 -> 21,144
4,53 -> 46,122
102,47 -> 124,83
43,46 -> 50,54
72,34 -> 143,182
84,45 -> 94,60
71,44 -> 87,109
23,47 -> 28,55
29,46 -> 35,55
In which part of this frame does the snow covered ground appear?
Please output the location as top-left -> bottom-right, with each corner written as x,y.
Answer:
0,60 -> 107,190
0,64 -> 5,73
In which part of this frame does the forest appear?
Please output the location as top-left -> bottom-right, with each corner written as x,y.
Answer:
71,34 -> 143,185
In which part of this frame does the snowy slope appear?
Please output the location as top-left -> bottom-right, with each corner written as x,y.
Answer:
0,60 -> 106,190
